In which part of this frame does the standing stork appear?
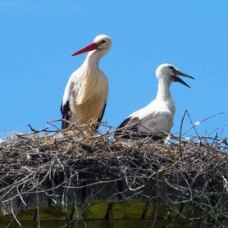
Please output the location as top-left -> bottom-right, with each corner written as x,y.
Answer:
61,34 -> 112,134
115,63 -> 194,140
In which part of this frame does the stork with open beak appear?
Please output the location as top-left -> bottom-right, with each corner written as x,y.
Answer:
61,34 -> 112,134
115,63 -> 194,140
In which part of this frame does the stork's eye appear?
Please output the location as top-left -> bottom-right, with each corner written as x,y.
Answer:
168,66 -> 175,70
100,40 -> 106,44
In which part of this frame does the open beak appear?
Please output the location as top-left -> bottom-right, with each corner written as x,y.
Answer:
72,42 -> 98,56
174,70 -> 195,88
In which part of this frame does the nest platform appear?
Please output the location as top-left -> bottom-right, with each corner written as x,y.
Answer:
0,127 -> 227,227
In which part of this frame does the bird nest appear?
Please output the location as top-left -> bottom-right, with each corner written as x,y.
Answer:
0,124 -> 228,227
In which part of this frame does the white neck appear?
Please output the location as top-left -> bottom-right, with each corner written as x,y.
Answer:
156,78 -> 171,101
83,50 -> 102,69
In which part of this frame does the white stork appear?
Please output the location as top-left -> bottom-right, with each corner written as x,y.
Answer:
115,63 -> 194,140
61,34 -> 112,134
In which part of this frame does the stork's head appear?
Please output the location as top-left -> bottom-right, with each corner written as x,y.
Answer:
72,34 -> 112,57
156,63 -> 194,88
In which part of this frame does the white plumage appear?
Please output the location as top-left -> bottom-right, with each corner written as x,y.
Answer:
115,63 -> 194,140
61,34 -> 112,134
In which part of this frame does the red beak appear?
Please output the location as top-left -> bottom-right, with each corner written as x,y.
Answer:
72,42 -> 98,56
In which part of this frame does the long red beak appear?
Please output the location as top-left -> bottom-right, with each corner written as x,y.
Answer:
72,42 -> 98,56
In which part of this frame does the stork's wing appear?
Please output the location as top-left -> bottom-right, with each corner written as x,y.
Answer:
94,77 -> 109,130
61,75 -> 77,129
60,100 -> 71,129
115,114 -> 166,140
142,112 -> 173,136
117,116 -> 139,129
114,116 -> 140,138
95,103 -> 107,130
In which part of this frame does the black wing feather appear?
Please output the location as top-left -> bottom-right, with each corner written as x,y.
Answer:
60,100 -> 71,129
95,103 -> 107,130
115,116 -> 163,140
117,116 -> 139,129
117,117 -> 131,129
114,117 -> 139,138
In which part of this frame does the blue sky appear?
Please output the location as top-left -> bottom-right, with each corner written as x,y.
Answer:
0,0 -> 227,138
